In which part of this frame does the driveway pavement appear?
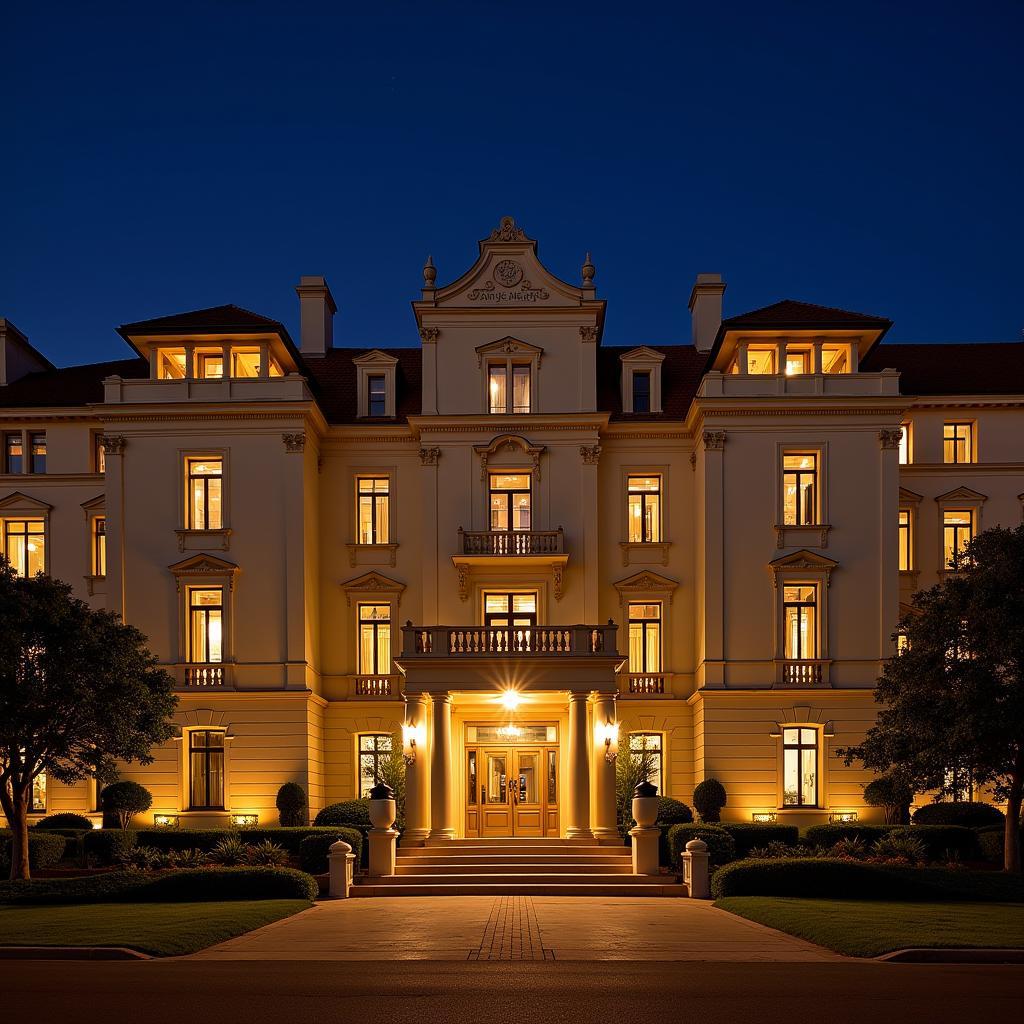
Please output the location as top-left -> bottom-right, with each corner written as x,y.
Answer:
190,895 -> 841,961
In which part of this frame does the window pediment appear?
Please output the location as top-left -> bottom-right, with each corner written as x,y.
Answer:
613,570 -> 679,606
0,491 -> 52,514
475,337 -> 544,368
474,434 -> 545,480
934,486 -> 987,505
168,553 -> 240,591
352,350 -> 399,369
353,350 -> 398,418
619,346 -> 666,365
769,549 -> 839,587
619,348 -> 664,414
340,571 -> 406,607
80,494 -> 106,514
899,487 -> 923,505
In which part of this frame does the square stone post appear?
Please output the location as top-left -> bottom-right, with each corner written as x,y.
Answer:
328,839 -> 355,898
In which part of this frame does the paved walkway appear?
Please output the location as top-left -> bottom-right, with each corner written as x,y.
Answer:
190,896 -> 841,961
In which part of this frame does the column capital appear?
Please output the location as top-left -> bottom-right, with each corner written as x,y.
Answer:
568,690 -> 592,701
430,691 -> 452,705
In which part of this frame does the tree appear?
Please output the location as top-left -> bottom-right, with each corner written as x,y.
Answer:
862,772 -> 914,825
101,781 -> 153,830
840,525 -> 1024,872
0,564 -> 177,879
615,743 -> 656,836
693,778 -> 728,822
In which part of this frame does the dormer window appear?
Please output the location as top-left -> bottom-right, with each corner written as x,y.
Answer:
784,349 -> 810,376
196,350 -> 224,379
619,348 -> 665,414
368,375 -> 387,416
154,345 -> 285,380
354,351 -> 398,418
632,372 -> 651,413
157,349 -> 187,379
231,349 -> 261,378
488,363 -> 531,414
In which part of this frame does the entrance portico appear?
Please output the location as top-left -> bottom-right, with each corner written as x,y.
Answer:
395,622 -> 624,843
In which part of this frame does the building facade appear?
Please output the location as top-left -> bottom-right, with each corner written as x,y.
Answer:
3,216 -> 1022,835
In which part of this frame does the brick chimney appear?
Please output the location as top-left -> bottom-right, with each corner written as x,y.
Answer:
295,276 -> 337,356
688,273 -> 726,352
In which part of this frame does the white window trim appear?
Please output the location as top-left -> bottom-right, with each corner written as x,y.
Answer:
619,347 -> 664,414
774,442 -> 831,549
354,350 -> 399,418
0,491 -> 52,576
942,419 -> 978,465
177,449 -> 231,552
769,549 -> 838,686
620,465 -> 671,566
348,468 -> 399,567
935,486 -> 987,575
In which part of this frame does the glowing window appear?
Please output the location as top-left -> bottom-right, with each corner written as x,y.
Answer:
489,473 -> 531,532
782,453 -> 818,526
943,423 -> 974,465
783,586 -> 817,660
628,603 -> 662,674
186,458 -> 223,530
782,727 -> 818,807
188,588 -> 223,664
189,730 -> 225,810
3,520 -> 45,577
785,350 -> 810,376
358,604 -> 391,676
157,349 -> 186,379
627,475 -> 662,543
747,348 -> 776,374
943,510 -> 974,569
898,510 -> 912,571
231,349 -> 261,378
357,477 -> 390,544
195,350 -> 224,379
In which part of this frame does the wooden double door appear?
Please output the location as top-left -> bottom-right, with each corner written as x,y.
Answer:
465,745 -> 559,837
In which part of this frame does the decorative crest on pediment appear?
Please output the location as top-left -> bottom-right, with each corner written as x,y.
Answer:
340,571 -> 406,607
474,434 -> 545,481
489,216 -> 529,242
612,570 -> 679,606
475,337 -> 544,368
168,553 -> 240,591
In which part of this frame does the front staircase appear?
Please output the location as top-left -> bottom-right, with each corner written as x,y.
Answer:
351,837 -> 685,897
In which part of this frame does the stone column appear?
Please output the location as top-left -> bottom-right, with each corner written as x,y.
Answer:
566,691 -> 593,839
429,692 -> 455,840
404,693 -> 431,844
591,692 -> 618,841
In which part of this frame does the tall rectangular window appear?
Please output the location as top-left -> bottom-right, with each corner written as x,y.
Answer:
359,733 -> 393,798
943,509 -> 974,568
898,422 -> 911,465
632,371 -> 651,413
898,510 -> 912,571
628,602 -> 662,677
93,517 -> 107,577
187,457 -> 223,530
782,727 -> 818,807
489,363 -> 531,414
943,422 -> 974,464
4,520 -> 45,577
188,588 -> 223,664
4,433 -> 23,474
31,772 -> 46,813
367,375 -> 387,416
29,433 -> 46,474
629,733 -> 663,796
783,585 -> 817,660
489,473 -> 531,532
488,366 -> 507,414
627,475 -> 661,542
358,604 -> 391,676
782,453 -> 818,526
357,477 -> 390,544
94,435 -> 106,474
189,730 -> 225,809
512,365 -> 530,414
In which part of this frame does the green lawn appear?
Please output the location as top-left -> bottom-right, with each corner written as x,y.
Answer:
0,900 -> 310,957
716,897 -> 1024,957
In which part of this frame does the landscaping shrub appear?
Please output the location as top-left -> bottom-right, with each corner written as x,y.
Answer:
863,775 -> 913,825
0,871 -> 150,904
693,778 -> 727,822
134,826 -> 351,855
313,800 -> 372,829
298,828 -> 364,873
912,802 -> 1005,828
244,840 -> 290,867
276,782 -> 309,827
656,799 -> 694,865
710,857 -> 1024,902
666,824 -> 736,867
720,823 -> 799,857
33,813 -> 94,831
208,835 -> 248,866
100,781 -> 153,829
82,828 -> 137,865
872,832 -> 928,865
803,823 -> 895,848
0,830 -> 66,870
893,825 -> 979,860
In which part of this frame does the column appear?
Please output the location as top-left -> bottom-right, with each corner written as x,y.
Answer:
566,691 -> 592,839
404,693 -> 431,844
591,692 -> 618,841
429,692 -> 455,840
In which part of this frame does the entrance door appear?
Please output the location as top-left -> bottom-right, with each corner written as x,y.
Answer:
466,744 -> 559,837
479,747 -> 513,836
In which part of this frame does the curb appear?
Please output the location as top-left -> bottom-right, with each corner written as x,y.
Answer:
877,947 -> 1024,964
0,945 -> 150,961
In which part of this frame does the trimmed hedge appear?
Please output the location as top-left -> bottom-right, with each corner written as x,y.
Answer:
0,867 -> 318,905
298,828 -> 364,874
133,826 -> 363,860
912,802 -> 1005,828
313,800 -> 372,829
891,825 -> 979,860
719,823 -> 799,857
803,823 -> 895,848
656,798 -> 693,826
0,830 -> 66,870
82,829 -> 137,865
666,824 -> 736,867
33,813 -> 94,831
711,857 -> 1024,902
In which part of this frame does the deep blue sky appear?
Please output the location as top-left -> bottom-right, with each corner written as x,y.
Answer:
3,2 -> 1022,367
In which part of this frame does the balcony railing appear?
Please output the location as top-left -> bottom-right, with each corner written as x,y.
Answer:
354,673 -> 398,697
402,622 -> 618,658
625,672 -> 667,695
458,527 -> 565,557
184,664 -> 225,687
781,661 -> 823,686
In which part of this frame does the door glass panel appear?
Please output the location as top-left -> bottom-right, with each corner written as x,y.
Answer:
547,749 -> 557,803
517,753 -> 538,803
467,751 -> 477,804
487,755 -> 507,803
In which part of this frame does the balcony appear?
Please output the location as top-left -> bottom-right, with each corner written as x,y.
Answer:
624,672 -> 668,696
402,622 -> 617,659
353,673 -> 399,698
458,527 -> 564,557
183,664 -> 226,688
780,661 -> 825,687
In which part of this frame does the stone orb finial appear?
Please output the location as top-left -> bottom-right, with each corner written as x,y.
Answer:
582,251 -> 595,286
423,254 -> 436,288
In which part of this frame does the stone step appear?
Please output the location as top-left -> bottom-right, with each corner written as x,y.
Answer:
351,881 -> 685,898
415,839 -> 613,851
396,861 -> 634,875
396,852 -> 631,864
366,871 -> 669,886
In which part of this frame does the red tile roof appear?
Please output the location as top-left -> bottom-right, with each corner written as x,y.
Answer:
119,304 -> 286,334
862,341 -> 1024,395
598,346 -> 707,420
0,358 -> 148,407
302,348 -> 422,423
720,299 -> 892,330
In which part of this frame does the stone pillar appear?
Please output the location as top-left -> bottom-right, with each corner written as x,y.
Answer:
429,692 -> 455,840
328,839 -> 355,898
404,693 -> 431,844
682,839 -> 710,898
367,784 -> 399,876
591,692 -> 618,841
566,691 -> 593,839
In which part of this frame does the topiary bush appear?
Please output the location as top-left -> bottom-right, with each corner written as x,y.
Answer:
100,781 -> 153,829
894,825 -> 980,860
719,823 -> 799,857
803,823 -> 895,848
655,798 -> 694,865
0,830 -> 66,871
33,813 -> 94,831
82,828 -> 137,866
666,824 -> 736,867
313,800 -> 372,829
298,828 -> 364,873
276,782 -> 309,828
912,802 -> 1005,828
692,778 -> 727,822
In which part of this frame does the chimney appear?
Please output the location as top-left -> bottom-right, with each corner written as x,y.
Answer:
688,273 -> 726,352
295,276 -> 337,356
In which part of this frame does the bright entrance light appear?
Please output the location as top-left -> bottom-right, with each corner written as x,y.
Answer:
500,689 -> 522,711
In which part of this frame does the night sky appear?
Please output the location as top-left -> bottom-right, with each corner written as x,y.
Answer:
3,2 -> 1022,367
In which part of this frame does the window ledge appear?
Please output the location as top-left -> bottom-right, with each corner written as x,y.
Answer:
619,540 -> 671,567
347,542 -> 398,568
774,524 -> 831,549
899,569 -> 919,579
176,528 -> 232,553
85,574 -> 106,597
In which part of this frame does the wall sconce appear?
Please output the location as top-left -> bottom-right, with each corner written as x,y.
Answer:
598,721 -> 619,764
402,722 -> 424,766
751,811 -> 777,823
153,814 -> 180,829
828,810 -> 858,824
231,813 -> 258,828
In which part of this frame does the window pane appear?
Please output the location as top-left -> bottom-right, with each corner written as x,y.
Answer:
485,594 -> 508,614
547,749 -> 557,803
645,622 -> 661,672
94,518 -> 106,576
747,349 -> 775,374
358,495 -> 374,543
512,594 -> 536,614
232,350 -> 261,378
30,434 -> 45,474
822,346 -> 848,373
488,366 -> 507,414
782,728 -> 799,744
783,748 -> 799,805
801,748 -> 816,805
898,424 -> 910,465
190,750 -> 207,806
196,351 -> 224,378
5,434 -> 23,474
31,772 -> 46,812
632,371 -> 651,413
512,366 -> 530,414
627,493 -> 643,542
785,351 -> 809,375
898,510 -> 911,571
157,349 -> 186,379
375,623 -> 391,675
489,492 -> 508,531
368,375 -> 387,416
644,493 -> 661,542
512,492 -> 531,530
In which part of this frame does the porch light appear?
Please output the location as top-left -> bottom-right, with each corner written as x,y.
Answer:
402,721 -> 425,765
500,688 -> 522,711
598,721 -> 619,763
153,814 -> 180,829
231,813 -> 258,828
828,810 -> 858,824
751,811 -> 777,823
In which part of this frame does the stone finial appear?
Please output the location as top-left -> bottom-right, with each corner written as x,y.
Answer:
423,255 -> 436,289
582,252 -> 595,287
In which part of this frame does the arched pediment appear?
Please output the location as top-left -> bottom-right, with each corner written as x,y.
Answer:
473,434 -> 546,480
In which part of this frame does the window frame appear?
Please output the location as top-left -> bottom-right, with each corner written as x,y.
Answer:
356,476 -> 391,545
357,732 -> 395,798
486,359 -> 533,415
180,451 -> 229,533
782,452 -> 819,526
2,518 -> 46,577
943,421 -> 975,465
187,585 -> 224,665
357,602 -> 392,677
942,509 -> 975,570
782,584 -> 818,661
627,601 -> 663,675
93,515 -> 106,578
627,474 -> 662,543
367,374 -> 387,417
4,432 -> 24,475
781,726 -> 820,808
188,728 -> 226,811
628,732 -> 664,796
898,421 -> 912,465
631,371 -> 651,414
898,509 -> 912,572
488,471 -> 532,533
